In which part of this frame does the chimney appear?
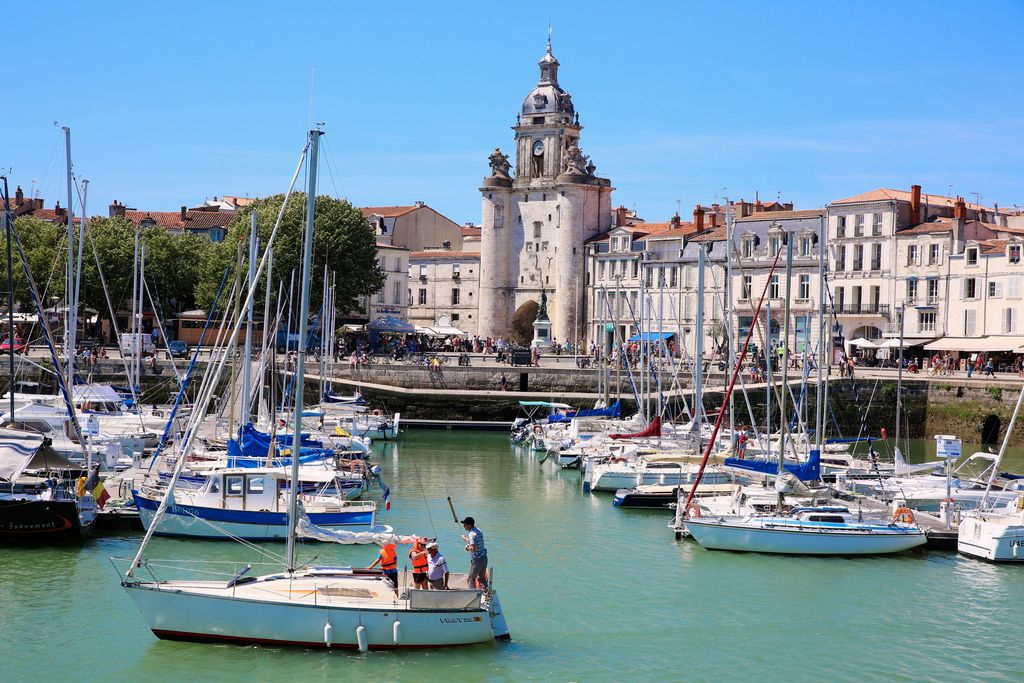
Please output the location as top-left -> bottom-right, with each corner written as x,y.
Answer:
693,205 -> 705,233
953,196 -> 967,220
709,213 -> 718,228
181,205 -> 188,221
33,197 -> 43,210
670,212 -> 681,229
14,186 -> 24,206
55,201 -> 67,224
109,200 -> 126,218
615,205 -> 628,227
783,202 -> 793,211
735,199 -> 750,218
754,200 -> 764,213
415,200 -> 425,207
910,184 -> 922,225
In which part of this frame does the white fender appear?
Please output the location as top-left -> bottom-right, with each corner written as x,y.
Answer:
392,620 -> 402,644
323,620 -> 333,647
356,625 -> 368,653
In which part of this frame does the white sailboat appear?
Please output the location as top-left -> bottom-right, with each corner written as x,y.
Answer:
119,129 -> 510,649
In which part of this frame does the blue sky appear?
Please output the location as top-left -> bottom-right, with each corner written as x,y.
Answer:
6,1 -> 1024,225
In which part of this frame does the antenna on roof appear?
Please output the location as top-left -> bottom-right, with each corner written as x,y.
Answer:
971,192 -> 982,207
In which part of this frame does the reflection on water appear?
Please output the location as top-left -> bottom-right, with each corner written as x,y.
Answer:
1,431 -> 1022,682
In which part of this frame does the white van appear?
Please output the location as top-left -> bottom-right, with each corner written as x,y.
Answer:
119,332 -> 156,357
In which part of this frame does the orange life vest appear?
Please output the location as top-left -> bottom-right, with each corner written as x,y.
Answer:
410,544 -> 428,572
892,507 -> 915,524
380,543 -> 397,571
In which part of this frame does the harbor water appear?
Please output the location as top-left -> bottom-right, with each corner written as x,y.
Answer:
2,431 -> 1023,682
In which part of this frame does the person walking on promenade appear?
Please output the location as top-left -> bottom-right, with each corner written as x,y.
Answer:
425,542 -> 449,590
967,357 -> 974,378
460,516 -> 488,589
984,358 -> 996,378
498,372 -> 508,391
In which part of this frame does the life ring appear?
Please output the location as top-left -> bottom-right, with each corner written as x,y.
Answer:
371,409 -> 382,417
686,502 -> 702,518
892,507 -> 915,524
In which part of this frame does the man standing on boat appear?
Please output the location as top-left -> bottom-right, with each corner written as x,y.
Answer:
461,516 -> 488,589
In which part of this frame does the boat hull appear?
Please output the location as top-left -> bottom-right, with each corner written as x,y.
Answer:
684,518 -> 926,555
0,498 -> 95,541
958,515 -> 1024,562
133,493 -> 381,540
122,580 -> 498,649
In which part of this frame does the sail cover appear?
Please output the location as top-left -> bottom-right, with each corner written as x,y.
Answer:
609,416 -> 661,440
0,429 -> 62,481
295,506 -> 417,545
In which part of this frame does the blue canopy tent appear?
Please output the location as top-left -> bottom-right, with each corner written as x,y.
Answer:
367,316 -> 416,350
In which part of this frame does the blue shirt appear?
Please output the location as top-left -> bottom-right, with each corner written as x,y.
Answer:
467,527 -> 486,559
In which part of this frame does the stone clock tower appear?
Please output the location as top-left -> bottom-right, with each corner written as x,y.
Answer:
478,38 -> 613,344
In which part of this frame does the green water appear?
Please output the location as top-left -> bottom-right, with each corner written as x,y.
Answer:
3,432 -> 1023,682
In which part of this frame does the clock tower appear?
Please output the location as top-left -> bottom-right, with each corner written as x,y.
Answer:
478,38 -> 613,344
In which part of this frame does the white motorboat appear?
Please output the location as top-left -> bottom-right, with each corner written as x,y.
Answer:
958,495 -> 1024,562
684,505 -> 926,555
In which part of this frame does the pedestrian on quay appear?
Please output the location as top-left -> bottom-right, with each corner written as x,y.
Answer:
984,358 -> 996,378
847,356 -> 856,380
460,516 -> 488,589
967,357 -> 974,378
498,372 -> 508,391
425,542 -> 449,590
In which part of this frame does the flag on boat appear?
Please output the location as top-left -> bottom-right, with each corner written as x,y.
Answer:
84,466 -> 110,508
372,469 -> 392,510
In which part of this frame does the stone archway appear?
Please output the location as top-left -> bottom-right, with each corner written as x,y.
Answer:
510,301 -> 538,345
851,325 -> 883,340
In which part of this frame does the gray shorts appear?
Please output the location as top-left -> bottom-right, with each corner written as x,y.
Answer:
428,577 -> 446,590
468,554 -> 488,588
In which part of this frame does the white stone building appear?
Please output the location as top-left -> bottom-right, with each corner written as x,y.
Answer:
478,38 -> 613,344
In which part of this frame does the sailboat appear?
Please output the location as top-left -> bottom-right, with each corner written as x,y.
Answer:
119,129 -> 510,649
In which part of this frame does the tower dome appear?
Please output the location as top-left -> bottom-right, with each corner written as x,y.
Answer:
520,38 -> 574,122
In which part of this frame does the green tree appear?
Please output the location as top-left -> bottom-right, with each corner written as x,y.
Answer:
2,216 -> 66,310
195,193 -> 385,315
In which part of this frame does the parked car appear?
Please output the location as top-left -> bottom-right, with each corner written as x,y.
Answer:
0,337 -> 29,354
168,340 -> 189,358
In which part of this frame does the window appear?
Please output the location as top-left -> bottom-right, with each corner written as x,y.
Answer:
630,290 -> 638,310
453,263 -> 461,278
631,260 -> 639,278
918,311 -> 936,333
742,238 -> 754,258
836,216 -> 846,238
871,244 -> 882,271
611,237 -> 618,251
800,237 -> 811,256
906,279 -> 918,302
835,286 -> 845,310
964,309 -> 976,336
965,278 -> 977,299
246,476 -> 265,494
769,235 -> 781,257
853,245 -> 864,271
1010,245 -> 1021,264
966,248 -> 978,266
742,275 -> 752,299
929,244 -> 940,265
872,213 -> 883,236
377,288 -> 385,304
419,264 -> 428,278
1010,276 -> 1022,298
451,313 -> 460,321
451,288 -> 460,305
541,241 -> 549,252
533,222 -> 542,238
657,267 -> 666,287
418,288 -> 427,305
769,275 -> 780,299
907,244 -> 918,266
599,261 -> 606,279
798,274 -> 810,300
225,475 -> 244,497
1005,308 -> 1017,333
645,268 -> 653,287
392,281 -> 401,305
670,267 -> 678,287
927,279 -> 939,302
836,245 -> 846,271
989,281 -> 1000,298
854,214 -> 865,237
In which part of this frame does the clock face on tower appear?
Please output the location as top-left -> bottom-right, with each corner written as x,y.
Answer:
532,140 -> 545,156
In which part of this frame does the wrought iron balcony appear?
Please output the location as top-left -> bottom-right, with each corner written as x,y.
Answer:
835,303 -> 890,316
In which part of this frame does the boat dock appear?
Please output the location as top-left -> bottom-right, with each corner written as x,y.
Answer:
401,418 -> 512,430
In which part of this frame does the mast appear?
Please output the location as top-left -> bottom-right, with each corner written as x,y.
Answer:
765,299 -> 772,452
63,126 -> 75,388
895,302 -> 905,451
137,243 -> 146,392
241,211 -> 258,431
814,214 -> 825,452
130,224 -> 139,389
725,200 -> 736,443
3,177 -> 14,418
286,127 -> 322,572
258,246 -> 274,424
693,245 -> 705,446
74,180 -> 88,371
777,234 -> 792,510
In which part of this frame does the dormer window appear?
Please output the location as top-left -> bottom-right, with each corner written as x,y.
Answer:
611,237 -> 618,251
533,94 -> 547,109
742,237 -> 755,259
1010,244 -> 1021,264
966,247 -> 978,266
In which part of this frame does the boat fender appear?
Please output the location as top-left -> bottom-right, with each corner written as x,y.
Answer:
356,625 -> 368,653
533,425 -> 543,435
371,465 -> 382,476
393,620 -> 402,644
372,409 -> 382,417
324,620 -> 333,647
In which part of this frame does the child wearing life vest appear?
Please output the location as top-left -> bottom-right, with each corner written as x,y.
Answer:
368,542 -> 400,596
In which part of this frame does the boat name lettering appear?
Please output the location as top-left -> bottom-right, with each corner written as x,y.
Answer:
440,617 -> 482,623
1011,540 -> 1024,548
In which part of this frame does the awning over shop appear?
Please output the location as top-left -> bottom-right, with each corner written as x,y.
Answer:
927,336 -> 1024,352
848,337 -> 878,349
366,316 -> 416,334
627,332 -> 676,342
430,325 -> 467,336
341,323 -> 365,333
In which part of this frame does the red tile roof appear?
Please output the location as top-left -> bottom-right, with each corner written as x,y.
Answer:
124,209 -> 234,232
375,242 -> 409,251
461,225 -> 482,238
978,239 -> 1007,255
688,226 -> 729,243
361,205 -> 419,218
736,209 -> 824,221
832,188 -> 988,211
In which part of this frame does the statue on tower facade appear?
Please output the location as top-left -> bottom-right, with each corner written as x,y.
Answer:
488,147 -> 512,179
